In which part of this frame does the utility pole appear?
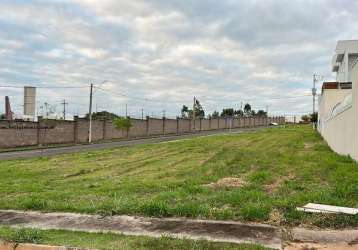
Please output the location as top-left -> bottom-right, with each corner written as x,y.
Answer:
44,102 -> 49,118
141,108 -> 144,120
312,74 -> 318,115
125,104 -> 128,117
312,73 -> 323,129
61,99 -> 68,120
193,96 -> 196,132
88,83 -> 93,143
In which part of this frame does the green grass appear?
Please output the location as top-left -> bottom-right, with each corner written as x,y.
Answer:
0,125 -> 357,228
0,227 -> 268,250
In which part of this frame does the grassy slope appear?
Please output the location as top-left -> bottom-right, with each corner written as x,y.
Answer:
0,227 -> 267,250
0,125 -> 357,228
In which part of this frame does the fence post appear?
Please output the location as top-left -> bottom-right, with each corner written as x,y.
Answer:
74,116 -> 79,144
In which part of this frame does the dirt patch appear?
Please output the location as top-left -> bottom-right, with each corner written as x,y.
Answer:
284,242 -> 357,250
304,143 -> 314,149
0,241 -> 94,250
204,177 -> 247,189
265,174 -> 295,194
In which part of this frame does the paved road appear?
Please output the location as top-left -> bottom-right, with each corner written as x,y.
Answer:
0,128 -> 262,160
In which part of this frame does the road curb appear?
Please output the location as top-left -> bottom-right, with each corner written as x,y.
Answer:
0,241 -> 93,250
2,210 -> 357,249
0,210 -> 282,249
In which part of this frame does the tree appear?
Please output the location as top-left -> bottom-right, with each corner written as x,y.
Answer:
234,109 -> 243,117
86,111 -> 119,120
181,100 -> 205,119
301,114 -> 310,123
256,110 -> 267,117
211,111 -> 219,118
220,108 -> 234,117
194,99 -> 205,118
244,103 -> 252,117
181,105 -> 191,118
0,114 -> 4,120
310,112 -> 318,123
301,112 -> 318,123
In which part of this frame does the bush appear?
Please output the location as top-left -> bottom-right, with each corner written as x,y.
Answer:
113,117 -> 132,130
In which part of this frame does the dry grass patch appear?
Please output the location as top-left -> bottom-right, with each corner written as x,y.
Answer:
205,177 -> 247,189
264,174 -> 295,194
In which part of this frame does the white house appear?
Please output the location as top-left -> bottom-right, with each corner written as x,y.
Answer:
318,40 -> 358,161
332,40 -> 358,83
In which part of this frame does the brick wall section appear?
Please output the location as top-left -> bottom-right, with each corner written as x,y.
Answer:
148,118 -> 163,136
178,119 -> 191,134
200,119 -> 210,131
0,116 -> 284,148
39,120 -> 74,145
129,119 -> 147,138
164,119 -> 177,135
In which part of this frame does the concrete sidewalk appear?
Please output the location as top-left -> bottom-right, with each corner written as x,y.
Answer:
0,127 -> 262,160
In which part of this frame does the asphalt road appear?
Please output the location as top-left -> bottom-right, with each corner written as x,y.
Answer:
0,127 -> 263,160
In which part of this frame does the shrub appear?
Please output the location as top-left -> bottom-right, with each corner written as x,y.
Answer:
113,117 -> 132,130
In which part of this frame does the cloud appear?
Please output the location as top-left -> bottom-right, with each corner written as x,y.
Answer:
0,0 -> 357,118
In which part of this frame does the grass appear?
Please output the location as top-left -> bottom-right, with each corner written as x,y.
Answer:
0,125 -> 357,228
0,227 -> 268,250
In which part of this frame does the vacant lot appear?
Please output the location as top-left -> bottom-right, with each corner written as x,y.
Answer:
0,125 -> 357,228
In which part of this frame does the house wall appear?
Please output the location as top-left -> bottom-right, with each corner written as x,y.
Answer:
319,65 -> 358,160
318,89 -> 351,132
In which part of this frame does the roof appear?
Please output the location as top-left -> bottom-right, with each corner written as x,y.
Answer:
321,81 -> 352,93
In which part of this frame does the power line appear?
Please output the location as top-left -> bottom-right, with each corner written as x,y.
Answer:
0,85 -> 88,89
94,86 -> 189,104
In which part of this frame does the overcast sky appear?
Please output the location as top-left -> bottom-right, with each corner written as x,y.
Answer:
1,0 -> 358,118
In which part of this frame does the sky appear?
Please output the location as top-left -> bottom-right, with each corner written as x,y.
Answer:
1,0 -> 358,119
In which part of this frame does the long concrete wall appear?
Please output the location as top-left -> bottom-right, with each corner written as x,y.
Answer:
319,65 -> 358,160
0,116 -> 285,148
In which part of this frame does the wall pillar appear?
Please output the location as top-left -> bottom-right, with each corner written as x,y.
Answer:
146,116 -> 150,136
74,116 -> 79,144
37,116 -> 42,146
176,117 -> 179,135
162,117 -> 165,135
102,119 -> 107,140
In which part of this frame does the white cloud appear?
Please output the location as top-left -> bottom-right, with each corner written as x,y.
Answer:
0,0 -> 357,117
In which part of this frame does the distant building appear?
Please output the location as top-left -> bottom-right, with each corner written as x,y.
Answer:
318,40 -> 358,161
23,86 -> 36,121
5,96 -> 13,120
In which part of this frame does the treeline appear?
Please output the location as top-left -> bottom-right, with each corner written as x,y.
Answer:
181,101 -> 267,119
